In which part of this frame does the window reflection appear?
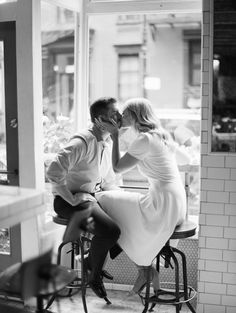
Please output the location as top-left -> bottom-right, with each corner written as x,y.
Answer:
212,0 -> 236,152
0,41 -> 7,181
0,41 -> 10,255
41,2 -> 75,123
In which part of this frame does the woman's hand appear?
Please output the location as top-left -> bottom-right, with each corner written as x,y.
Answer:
95,117 -> 119,137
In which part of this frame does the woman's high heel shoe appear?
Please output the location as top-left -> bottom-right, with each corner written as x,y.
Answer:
131,265 -> 160,294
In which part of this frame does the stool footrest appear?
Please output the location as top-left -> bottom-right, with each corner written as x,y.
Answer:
139,284 -> 196,306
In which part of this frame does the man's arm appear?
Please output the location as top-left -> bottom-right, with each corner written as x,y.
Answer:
47,139 -> 93,205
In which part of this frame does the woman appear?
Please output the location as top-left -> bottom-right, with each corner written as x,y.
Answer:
95,98 -> 190,293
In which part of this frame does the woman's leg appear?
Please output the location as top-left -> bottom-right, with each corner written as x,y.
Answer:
87,201 -> 120,282
131,264 -> 160,294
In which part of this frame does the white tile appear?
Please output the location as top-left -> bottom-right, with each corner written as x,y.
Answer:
205,282 -> 227,294
229,216 -> 236,227
202,155 -> 225,168
207,191 -> 229,203
201,179 -> 224,191
229,239 -> 236,250
199,292 -> 221,304
230,169 -> 236,180
199,236 -> 206,248
225,181 -> 236,192
203,22 -> 210,36
205,260 -> 228,272
201,225 -> 223,237
201,119 -> 209,131
199,213 -> 206,225
201,95 -> 209,107
201,202 -> 224,214
198,259 -> 205,270
227,284 -> 236,295
226,157 -> 236,168
225,204 -> 236,216
223,273 -> 236,285
208,168 -> 230,180
203,2 -> 210,12
206,215 -> 228,227
205,304 -> 226,313
230,193 -> 236,204
200,248 -> 223,260
222,295 -> 236,306
202,47 -> 210,59
223,250 -> 236,262
202,131 -> 208,143
228,263 -> 236,273
224,228 -> 236,239
206,238 -> 228,250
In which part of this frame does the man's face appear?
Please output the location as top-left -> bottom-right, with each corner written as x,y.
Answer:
100,102 -> 122,127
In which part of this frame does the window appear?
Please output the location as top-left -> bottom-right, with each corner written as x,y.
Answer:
118,54 -> 141,102
41,2 -> 75,158
41,2 -> 75,122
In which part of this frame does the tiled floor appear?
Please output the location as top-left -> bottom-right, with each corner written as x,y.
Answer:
49,288 -> 192,313
0,288 -> 194,313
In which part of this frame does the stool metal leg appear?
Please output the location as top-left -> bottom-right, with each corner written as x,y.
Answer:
169,249 -> 181,313
80,239 -> 88,313
173,247 -> 196,313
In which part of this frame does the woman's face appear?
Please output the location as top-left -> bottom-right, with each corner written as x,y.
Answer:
121,108 -> 134,128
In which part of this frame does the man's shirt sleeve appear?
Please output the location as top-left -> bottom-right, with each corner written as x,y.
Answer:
46,138 -> 87,186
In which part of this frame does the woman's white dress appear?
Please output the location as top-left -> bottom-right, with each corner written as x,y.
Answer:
96,132 -> 186,266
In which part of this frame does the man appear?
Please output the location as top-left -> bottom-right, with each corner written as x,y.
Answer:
47,97 -> 121,301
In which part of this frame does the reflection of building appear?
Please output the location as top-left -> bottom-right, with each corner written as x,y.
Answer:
41,9 -> 201,119
0,42 -> 5,143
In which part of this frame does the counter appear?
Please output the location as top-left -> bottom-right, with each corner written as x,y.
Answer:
0,186 -> 46,228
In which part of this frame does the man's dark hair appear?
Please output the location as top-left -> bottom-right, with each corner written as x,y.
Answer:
90,97 -> 117,122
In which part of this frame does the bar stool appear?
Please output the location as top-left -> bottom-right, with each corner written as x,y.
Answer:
139,219 -> 197,313
45,214 -> 92,313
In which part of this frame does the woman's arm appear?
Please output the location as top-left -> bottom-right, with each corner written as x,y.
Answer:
111,132 -> 139,173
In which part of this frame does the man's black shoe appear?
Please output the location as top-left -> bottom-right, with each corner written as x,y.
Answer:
89,278 -> 107,298
84,257 -> 113,280
101,270 -> 113,280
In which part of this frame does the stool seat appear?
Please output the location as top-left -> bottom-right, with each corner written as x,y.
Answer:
52,214 -> 69,226
171,220 -> 197,240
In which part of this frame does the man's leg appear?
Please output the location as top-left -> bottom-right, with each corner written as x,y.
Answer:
54,196 -> 120,298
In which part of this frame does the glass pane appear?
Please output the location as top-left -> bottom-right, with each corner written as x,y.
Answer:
89,12 -> 201,216
212,0 -> 236,152
0,41 -> 7,180
41,2 -> 75,157
0,41 -> 10,255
